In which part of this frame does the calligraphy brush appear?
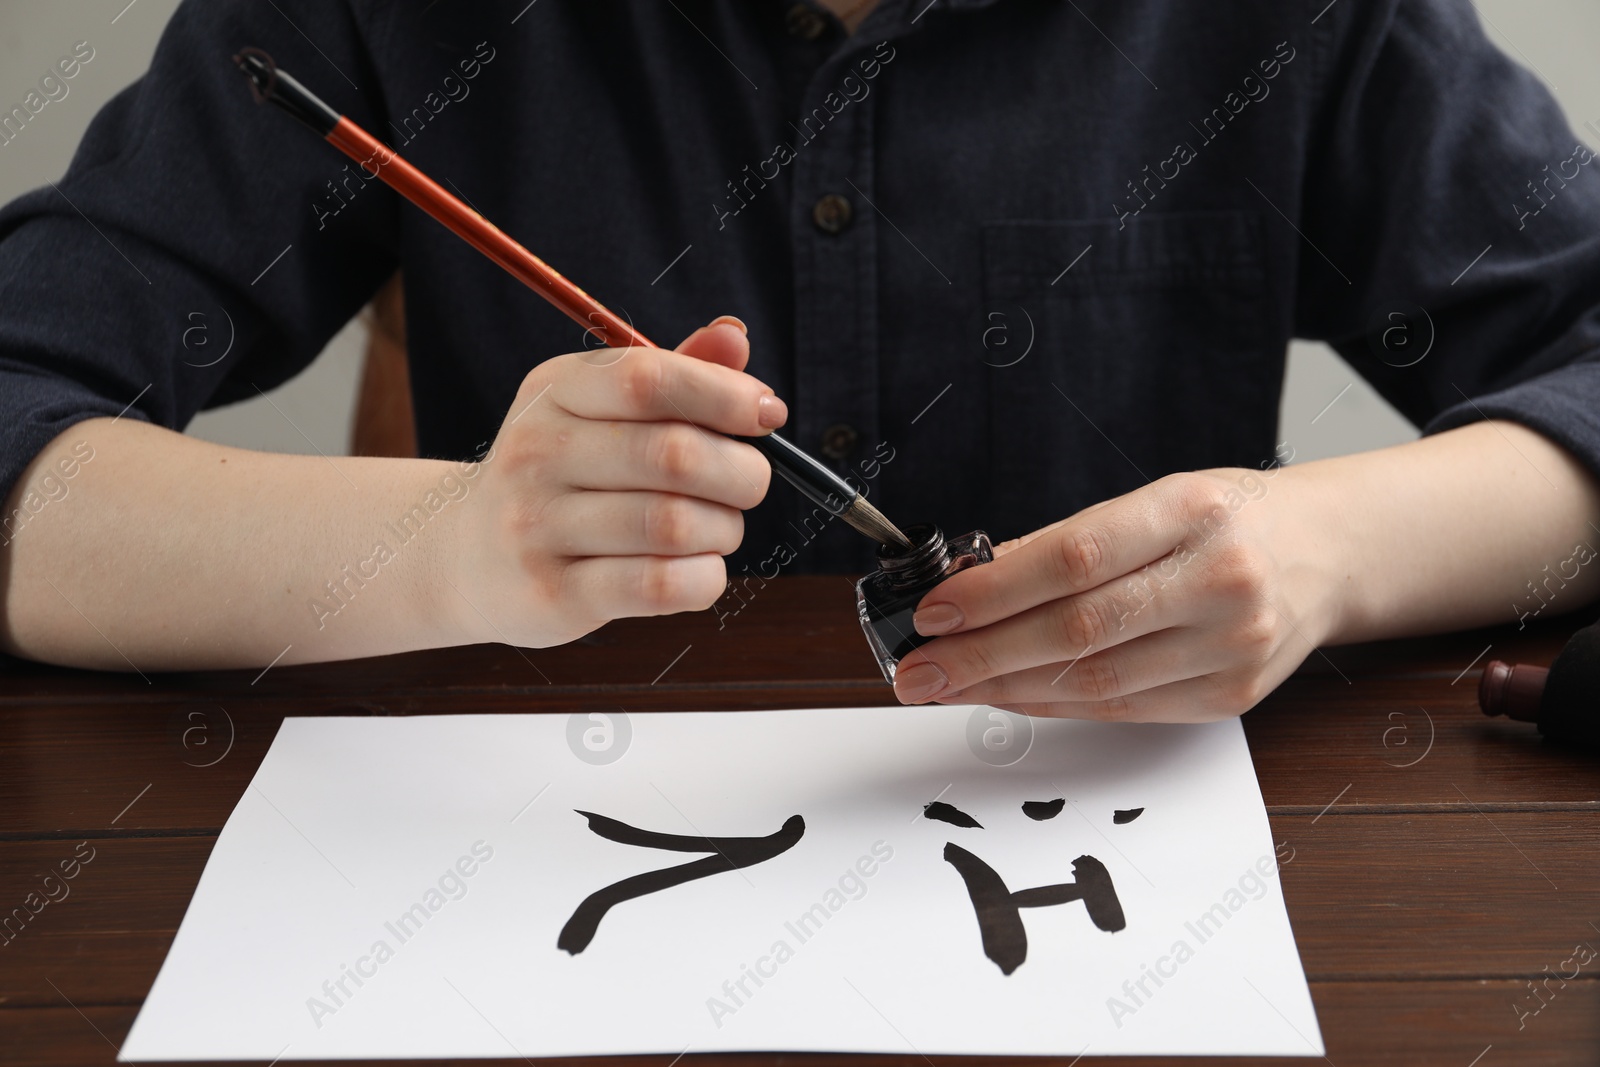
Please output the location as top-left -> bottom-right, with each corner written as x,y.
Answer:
229,49 -> 910,551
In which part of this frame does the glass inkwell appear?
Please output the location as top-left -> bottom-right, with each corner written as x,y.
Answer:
855,524 -> 993,683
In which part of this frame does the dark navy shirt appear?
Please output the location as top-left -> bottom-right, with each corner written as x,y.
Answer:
2,0 -> 1599,583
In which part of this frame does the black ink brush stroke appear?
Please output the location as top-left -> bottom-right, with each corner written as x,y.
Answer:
943,844 -> 1125,975
558,812 -> 804,954
574,810 -> 795,851
924,800 -> 982,828
1113,807 -> 1145,824
1021,798 -> 1065,821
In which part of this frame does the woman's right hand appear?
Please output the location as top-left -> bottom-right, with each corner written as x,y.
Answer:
441,316 -> 784,648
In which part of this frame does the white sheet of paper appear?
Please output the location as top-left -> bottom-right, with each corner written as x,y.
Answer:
120,708 -> 1322,1060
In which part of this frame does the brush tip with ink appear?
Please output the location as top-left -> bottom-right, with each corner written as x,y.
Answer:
739,432 -> 911,549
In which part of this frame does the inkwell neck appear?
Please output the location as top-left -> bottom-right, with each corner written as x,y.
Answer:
876,524 -> 950,590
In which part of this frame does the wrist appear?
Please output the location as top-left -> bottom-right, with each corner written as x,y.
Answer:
398,457 -> 487,650
1258,461 -> 1362,648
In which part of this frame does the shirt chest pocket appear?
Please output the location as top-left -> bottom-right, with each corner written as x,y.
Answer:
977,210 -> 1280,526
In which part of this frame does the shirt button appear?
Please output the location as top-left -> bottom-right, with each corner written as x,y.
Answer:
819,423 -> 859,460
812,193 -> 854,235
784,4 -> 829,41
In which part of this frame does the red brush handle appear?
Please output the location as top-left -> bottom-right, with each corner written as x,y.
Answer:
324,117 -> 655,351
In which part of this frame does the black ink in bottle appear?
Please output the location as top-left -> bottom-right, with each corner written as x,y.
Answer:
855,523 -> 992,682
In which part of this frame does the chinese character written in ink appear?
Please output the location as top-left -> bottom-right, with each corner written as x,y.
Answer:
931,799 -> 1126,975
558,810 -> 805,954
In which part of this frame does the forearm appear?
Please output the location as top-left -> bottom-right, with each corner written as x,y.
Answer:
1297,419 -> 1600,645
0,418 -> 471,671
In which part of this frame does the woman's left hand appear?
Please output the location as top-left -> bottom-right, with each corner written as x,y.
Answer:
890,466 -> 1347,721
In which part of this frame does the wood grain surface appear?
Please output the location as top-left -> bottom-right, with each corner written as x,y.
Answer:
2,577 -> 1596,1066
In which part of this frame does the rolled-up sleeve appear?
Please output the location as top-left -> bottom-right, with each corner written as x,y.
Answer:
0,0 -> 398,506
1295,0 -> 1600,478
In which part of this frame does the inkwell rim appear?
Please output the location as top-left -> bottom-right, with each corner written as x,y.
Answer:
875,523 -> 950,588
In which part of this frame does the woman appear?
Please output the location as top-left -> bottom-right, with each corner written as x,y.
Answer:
1,0 -> 1597,721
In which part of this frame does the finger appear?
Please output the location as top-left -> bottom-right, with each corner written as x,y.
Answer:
991,500 -> 1112,557
548,345 -> 786,435
892,565 -> 1197,704
988,669 -> 1265,724
552,418 -> 770,510
931,626 -> 1228,706
913,475 -> 1205,635
674,317 -> 750,371
539,491 -> 744,557
559,552 -> 728,622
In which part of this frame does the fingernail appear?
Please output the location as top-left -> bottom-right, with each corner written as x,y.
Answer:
757,393 -> 788,428
894,660 -> 949,704
711,314 -> 748,335
913,602 -> 963,636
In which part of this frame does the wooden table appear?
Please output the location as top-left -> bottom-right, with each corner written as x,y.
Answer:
3,576 -> 1597,1066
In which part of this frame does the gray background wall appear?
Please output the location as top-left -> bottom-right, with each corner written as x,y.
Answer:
2,0 -> 1597,461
